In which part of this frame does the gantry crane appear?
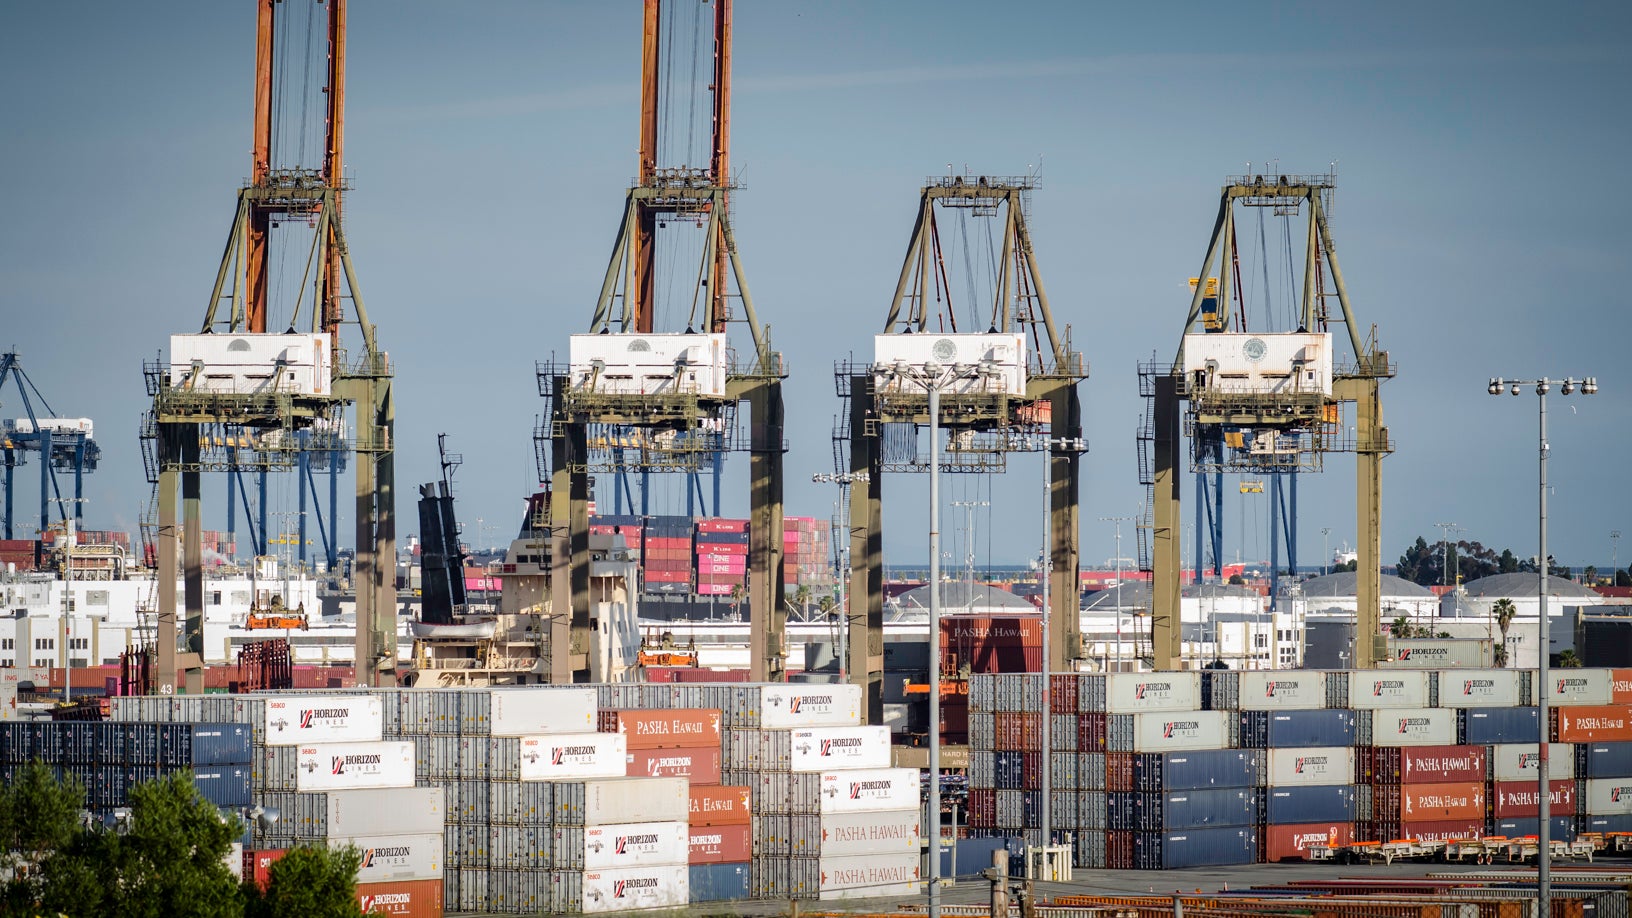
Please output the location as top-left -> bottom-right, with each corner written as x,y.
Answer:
536,0 -> 787,683
141,0 -> 395,694
1138,173 -> 1392,669
0,352 -> 100,549
836,175 -> 1088,723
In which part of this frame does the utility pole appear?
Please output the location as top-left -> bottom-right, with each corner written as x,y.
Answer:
1101,515 -> 1136,671
1321,527 -> 1331,576
1435,521 -> 1458,589
949,499 -> 989,598
813,471 -> 868,680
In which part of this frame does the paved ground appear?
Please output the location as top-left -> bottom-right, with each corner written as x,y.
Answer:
461,861 -> 1581,918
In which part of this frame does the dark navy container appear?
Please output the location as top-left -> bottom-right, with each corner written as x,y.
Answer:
1237,710 -> 1355,748
1112,788 -> 1255,831
92,765 -> 128,810
0,723 -> 18,763
1264,785 -> 1356,824
688,863 -> 750,902
1132,825 -> 1258,868
191,767 -> 252,808
1131,749 -> 1261,791
61,723 -> 95,764
1580,813 -> 1632,833
994,751 -> 1026,789
1489,817 -> 1574,839
1577,742 -> 1632,779
1458,707 -> 1539,745
24,722 -> 51,762
126,725 -> 158,766
186,724 -> 253,766
93,723 -> 126,765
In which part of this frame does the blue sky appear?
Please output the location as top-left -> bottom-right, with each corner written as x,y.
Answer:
1,2 -> 1627,572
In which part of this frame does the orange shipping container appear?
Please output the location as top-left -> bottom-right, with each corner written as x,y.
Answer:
1613,670 -> 1632,704
1393,781 -> 1485,822
357,878 -> 443,917
599,708 -> 722,749
690,785 -> 751,826
1553,705 -> 1632,742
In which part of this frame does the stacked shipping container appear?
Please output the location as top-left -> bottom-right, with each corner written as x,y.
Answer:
641,516 -> 692,594
694,519 -> 748,598
781,516 -> 831,590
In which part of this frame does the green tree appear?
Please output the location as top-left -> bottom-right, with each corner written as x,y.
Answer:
244,844 -> 362,918
1499,549 -> 1520,574
1558,649 -> 1584,668
0,760 -> 87,912
1618,567 -> 1632,588
1585,565 -> 1601,586
1397,536 -> 1437,585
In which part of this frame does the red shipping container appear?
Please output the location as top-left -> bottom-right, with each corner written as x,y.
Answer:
1383,781 -> 1485,821
993,712 -> 1043,751
940,615 -> 1043,677
966,789 -> 996,827
645,536 -> 693,550
645,570 -> 691,583
627,746 -> 722,784
1361,819 -> 1484,844
698,559 -> 747,574
689,785 -> 751,826
1614,670 -> 1632,704
600,709 -> 722,750
357,879 -> 443,917
1552,705 -> 1632,742
1262,823 -> 1356,862
641,666 -> 678,683
1104,753 -> 1133,793
1358,745 -> 1487,785
1050,674 -> 1079,715
696,583 -> 736,596
247,848 -> 287,891
1491,779 -> 1577,817
697,519 -> 749,533
689,823 -> 752,864
674,668 -> 749,683
696,542 -> 748,557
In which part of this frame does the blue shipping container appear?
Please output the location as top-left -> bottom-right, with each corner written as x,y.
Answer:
1132,750 -> 1261,791
1111,788 -> 1256,831
1458,707 -> 1539,745
1580,813 -> 1632,834
126,726 -> 158,766
1489,817 -> 1574,839
61,724 -> 95,764
688,862 -> 750,902
192,768 -> 252,808
1264,785 -> 1356,824
948,837 -> 1010,878
93,723 -> 125,765
1576,742 -> 1632,779
1132,826 -> 1258,869
187,724 -> 253,766
1238,710 -> 1355,748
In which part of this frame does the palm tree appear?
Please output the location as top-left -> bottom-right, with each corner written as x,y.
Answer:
1558,649 -> 1583,669
1492,598 -> 1517,668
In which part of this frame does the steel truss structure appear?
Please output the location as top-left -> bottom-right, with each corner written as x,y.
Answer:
1138,175 -> 1392,669
835,175 -> 1088,723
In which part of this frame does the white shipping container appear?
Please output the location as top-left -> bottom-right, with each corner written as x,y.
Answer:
1383,639 -> 1492,669
488,687 -> 598,736
1362,708 -> 1458,747
580,821 -> 688,869
0,685 -> 16,721
1584,778 -> 1632,816
322,787 -> 445,838
1236,672 -> 1327,710
1266,747 -> 1356,787
517,733 -> 627,781
817,851 -> 923,901
295,741 -> 415,791
1118,711 -> 1232,752
1550,670 -> 1615,706
1490,744 -> 1574,782
336,833 -> 443,883
810,808 -> 921,857
790,726 -> 892,772
262,695 -> 383,746
1093,672 -> 1203,713
758,684 -> 863,729
1436,669 -> 1523,708
819,768 -> 921,814
558,777 -> 690,826
578,864 -> 689,913
1346,671 -> 1430,709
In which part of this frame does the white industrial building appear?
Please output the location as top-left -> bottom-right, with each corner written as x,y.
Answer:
1079,581 -> 1299,671
1293,570 -> 1440,625
1438,572 -> 1611,620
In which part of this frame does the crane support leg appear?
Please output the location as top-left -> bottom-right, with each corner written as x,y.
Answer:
1338,376 -> 1386,667
344,375 -> 398,687
1152,375 -> 1183,669
847,375 -> 884,724
182,461 -> 205,695
548,383 -> 592,683
748,380 -> 787,683
156,433 -> 179,695
1046,382 -> 1083,671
